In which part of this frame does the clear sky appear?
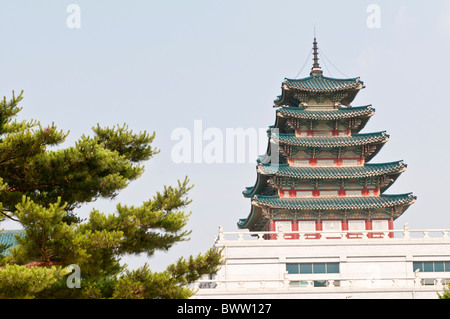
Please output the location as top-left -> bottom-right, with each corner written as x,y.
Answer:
1,0 -> 449,272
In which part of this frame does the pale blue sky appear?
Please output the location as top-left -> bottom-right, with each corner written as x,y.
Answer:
1,1 -> 449,271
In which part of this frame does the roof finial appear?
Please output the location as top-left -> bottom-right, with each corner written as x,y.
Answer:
310,33 -> 323,76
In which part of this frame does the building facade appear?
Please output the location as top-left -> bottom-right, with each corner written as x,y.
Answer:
193,39 -> 450,299
194,226 -> 450,299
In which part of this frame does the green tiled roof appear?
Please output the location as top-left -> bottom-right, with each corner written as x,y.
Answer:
276,105 -> 375,120
272,131 -> 389,148
283,75 -> 364,92
0,230 -> 22,255
258,161 -> 406,179
243,186 -> 254,197
252,193 -> 416,211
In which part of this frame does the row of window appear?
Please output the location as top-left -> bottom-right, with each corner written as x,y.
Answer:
286,263 -> 340,274
286,261 -> 450,276
296,130 -> 350,137
290,158 -> 362,167
276,219 -> 390,232
279,188 -> 379,198
413,261 -> 450,273
289,279 -> 450,288
289,280 -> 333,288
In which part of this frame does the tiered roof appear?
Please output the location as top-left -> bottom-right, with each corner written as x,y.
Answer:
273,105 -> 375,135
243,161 -> 406,199
274,74 -> 365,107
251,193 -> 416,211
239,38 -> 416,231
0,230 -> 22,256
282,76 -> 363,92
276,105 -> 375,120
238,194 -> 416,229
258,161 -> 406,179
272,131 -> 389,148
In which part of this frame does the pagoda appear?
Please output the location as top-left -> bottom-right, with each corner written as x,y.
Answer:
238,38 -> 416,237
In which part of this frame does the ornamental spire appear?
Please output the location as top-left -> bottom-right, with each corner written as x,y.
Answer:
310,37 -> 323,76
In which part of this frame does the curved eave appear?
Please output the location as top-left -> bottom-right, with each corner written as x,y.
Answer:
274,76 -> 365,107
258,161 -> 407,180
271,131 -> 389,148
272,112 -> 372,135
242,172 -> 269,198
283,75 -> 364,92
257,135 -> 388,166
238,193 -> 416,230
238,204 -> 262,230
276,105 -> 375,121
252,193 -> 416,211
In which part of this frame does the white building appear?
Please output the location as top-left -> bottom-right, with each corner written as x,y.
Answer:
194,226 -> 450,299
193,39 -> 447,300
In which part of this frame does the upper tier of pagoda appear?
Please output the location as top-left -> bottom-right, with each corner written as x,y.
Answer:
274,76 -> 365,107
274,38 -> 365,108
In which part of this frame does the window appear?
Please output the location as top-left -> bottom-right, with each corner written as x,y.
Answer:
348,220 -> 366,231
326,263 -> 340,274
298,220 -> 316,232
275,221 -> 292,233
313,280 -> 327,287
435,262 -> 445,272
372,219 -> 389,231
286,264 -> 300,274
289,280 -> 340,288
320,190 -> 339,197
300,263 -> 313,274
413,261 -> 450,272
296,191 -> 312,197
276,221 -> 294,239
286,263 -> 340,274
323,220 -> 342,231
314,263 -> 326,274
322,220 -> 342,238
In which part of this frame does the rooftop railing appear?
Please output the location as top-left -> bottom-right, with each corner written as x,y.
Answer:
194,274 -> 450,292
215,225 -> 450,244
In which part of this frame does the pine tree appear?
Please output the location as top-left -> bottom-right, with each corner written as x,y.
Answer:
438,284 -> 450,299
0,92 -> 222,298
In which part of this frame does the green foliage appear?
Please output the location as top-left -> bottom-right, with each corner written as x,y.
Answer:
0,264 -> 69,299
112,248 -> 223,299
438,284 -> 450,299
0,92 -> 222,298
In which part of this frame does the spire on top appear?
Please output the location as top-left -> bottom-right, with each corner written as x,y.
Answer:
310,37 -> 323,76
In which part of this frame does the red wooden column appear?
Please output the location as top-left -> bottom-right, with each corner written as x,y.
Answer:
342,219 -> 349,239
389,219 -> 394,238
316,219 -> 323,239
269,220 -> 276,240
366,220 -> 373,238
291,220 -> 299,240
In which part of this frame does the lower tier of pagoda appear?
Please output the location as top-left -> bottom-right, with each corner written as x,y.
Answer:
267,218 -> 395,240
238,193 -> 416,232
252,193 -> 415,211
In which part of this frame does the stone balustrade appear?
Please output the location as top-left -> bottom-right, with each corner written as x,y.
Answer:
194,274 -> 449,291
215,225 -> 450,244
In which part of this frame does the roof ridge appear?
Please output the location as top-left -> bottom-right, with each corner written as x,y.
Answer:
260,160 -> 404,169
277,131 -> 387,137
0,229 -> 23,234
277,104 -> 373,111
253,193 -> 414,200
284,75 -> 362,82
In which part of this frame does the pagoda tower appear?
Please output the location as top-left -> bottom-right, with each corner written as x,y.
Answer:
238,38 -> 416,237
